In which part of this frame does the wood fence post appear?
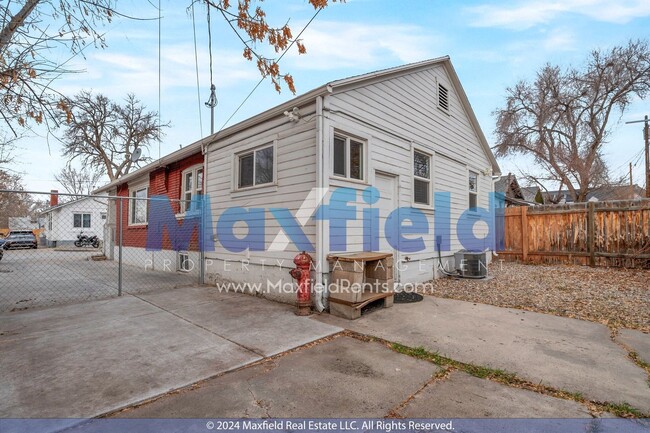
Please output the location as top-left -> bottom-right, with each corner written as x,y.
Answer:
587,202 -> 596,267
521,206 -> 528,262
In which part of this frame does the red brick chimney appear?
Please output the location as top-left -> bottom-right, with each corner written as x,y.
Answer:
50,190 -> 59,207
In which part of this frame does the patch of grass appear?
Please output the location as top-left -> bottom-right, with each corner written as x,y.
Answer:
391,343 -> 518,382
389,341 -> 650,419
629,351 -> 650,372
602,402 -> 646,418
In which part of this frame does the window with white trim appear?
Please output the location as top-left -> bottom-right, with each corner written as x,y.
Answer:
181,165 -> 204,212
237,145 -> 274,188
130,186 -> 149,224
413,150 -> 431,205
73,213 -> 91,228
333,134 -> 364,181
469,171 -> 478,210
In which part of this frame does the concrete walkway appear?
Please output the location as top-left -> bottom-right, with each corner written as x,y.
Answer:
0,287 -> 341,418
313,296 -> 650,413
114,336 -> 594,419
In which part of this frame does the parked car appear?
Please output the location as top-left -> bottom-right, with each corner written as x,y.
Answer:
2,232 -> 38,249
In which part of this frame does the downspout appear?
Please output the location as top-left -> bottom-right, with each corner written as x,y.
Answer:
314,95 -> 325,312
200,139 -> 211,285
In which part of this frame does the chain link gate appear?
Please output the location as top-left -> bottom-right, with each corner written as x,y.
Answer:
0,190 -> 206,312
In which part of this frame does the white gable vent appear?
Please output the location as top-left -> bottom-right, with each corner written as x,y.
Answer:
438,83 -> 449,112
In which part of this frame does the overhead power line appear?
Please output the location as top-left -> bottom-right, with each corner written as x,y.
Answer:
216,6 -> 324,134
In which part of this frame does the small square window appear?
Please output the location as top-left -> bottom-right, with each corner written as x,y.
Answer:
237,145 -> 274,189
73,213 -> 91,228
332,134 -> 365,181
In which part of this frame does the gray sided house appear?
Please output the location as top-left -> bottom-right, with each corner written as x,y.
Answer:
197,57 -> 500,307
495,173 -> 544,206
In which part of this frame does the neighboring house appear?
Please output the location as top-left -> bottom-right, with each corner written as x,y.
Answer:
545,184 -> 645,204
93,150 -> 205,276
40,190 -> 108,247
587,184 -> 645,201
93,56 -> 501,307
494,173 -> 543,206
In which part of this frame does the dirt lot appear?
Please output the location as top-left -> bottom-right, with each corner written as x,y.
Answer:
426,261 -> 650,332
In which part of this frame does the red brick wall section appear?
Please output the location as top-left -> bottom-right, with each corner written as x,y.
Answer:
115,152 -> 204,251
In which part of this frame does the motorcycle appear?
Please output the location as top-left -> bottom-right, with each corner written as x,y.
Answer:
74,232 -> 100,248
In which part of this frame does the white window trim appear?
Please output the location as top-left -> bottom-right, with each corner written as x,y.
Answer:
412,147 -> 433,209
330,131 -> 368,183
180,164 -> 204,215
178,251 -> 191,273
468,169 -> 479,212
73,212 -> 92,229
128,182 -> 149,226
233,142 -> 277,192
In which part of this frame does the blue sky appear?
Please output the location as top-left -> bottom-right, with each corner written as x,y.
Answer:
13,0 -> 650,192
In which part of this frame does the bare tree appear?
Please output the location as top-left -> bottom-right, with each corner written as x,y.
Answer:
0,169 -> 32,227
1,1 -> 339,136
0,0 -> 117,133
61,91 -> 165,181
494,39 -> 650,202
54,164 -> 104,200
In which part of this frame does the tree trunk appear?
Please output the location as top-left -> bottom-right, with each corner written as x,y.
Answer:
0,0 -> 40,50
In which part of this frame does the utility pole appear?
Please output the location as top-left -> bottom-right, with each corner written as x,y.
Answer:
625,115 -> 650,198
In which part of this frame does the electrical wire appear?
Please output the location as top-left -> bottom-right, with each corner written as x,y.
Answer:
191,1 -> 204,136
157,0 -> 162,159
216,6 -> 324,133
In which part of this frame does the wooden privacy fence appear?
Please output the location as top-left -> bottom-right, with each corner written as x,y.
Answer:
497,199 -> 650,268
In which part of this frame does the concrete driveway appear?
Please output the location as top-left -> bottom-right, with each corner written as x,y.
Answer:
0,248 -> 196,312
314,296 -> 650,414
0,286 -> 341,418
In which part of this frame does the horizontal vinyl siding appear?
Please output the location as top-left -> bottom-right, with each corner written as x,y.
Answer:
205,103 -> 318,264
326,64 -> 494,264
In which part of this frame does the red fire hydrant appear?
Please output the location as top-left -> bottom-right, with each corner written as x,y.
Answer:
289,251 -> 312,316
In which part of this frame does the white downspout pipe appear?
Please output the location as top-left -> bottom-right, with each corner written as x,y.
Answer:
314,96 -> 325,312
201,139 -> 212,285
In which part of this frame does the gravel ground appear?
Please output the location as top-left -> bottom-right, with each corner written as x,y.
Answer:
424,262 -> 650,332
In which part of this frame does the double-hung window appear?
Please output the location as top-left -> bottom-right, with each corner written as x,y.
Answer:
238,145 -> 274,189
413,150 -> 431,206
73,213 -> 91,228
469,171 -> 478,210
182,165 -> 204,212
333,134 -> 364,181
130,186 -> 149,225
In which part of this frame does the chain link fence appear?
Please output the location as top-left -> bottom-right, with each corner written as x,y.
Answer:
0,190 -> 206,312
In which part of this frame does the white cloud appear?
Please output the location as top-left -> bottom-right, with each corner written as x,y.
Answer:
56,45 -> 258,100
466,0 -> 650,29
283,20 -> 443,70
